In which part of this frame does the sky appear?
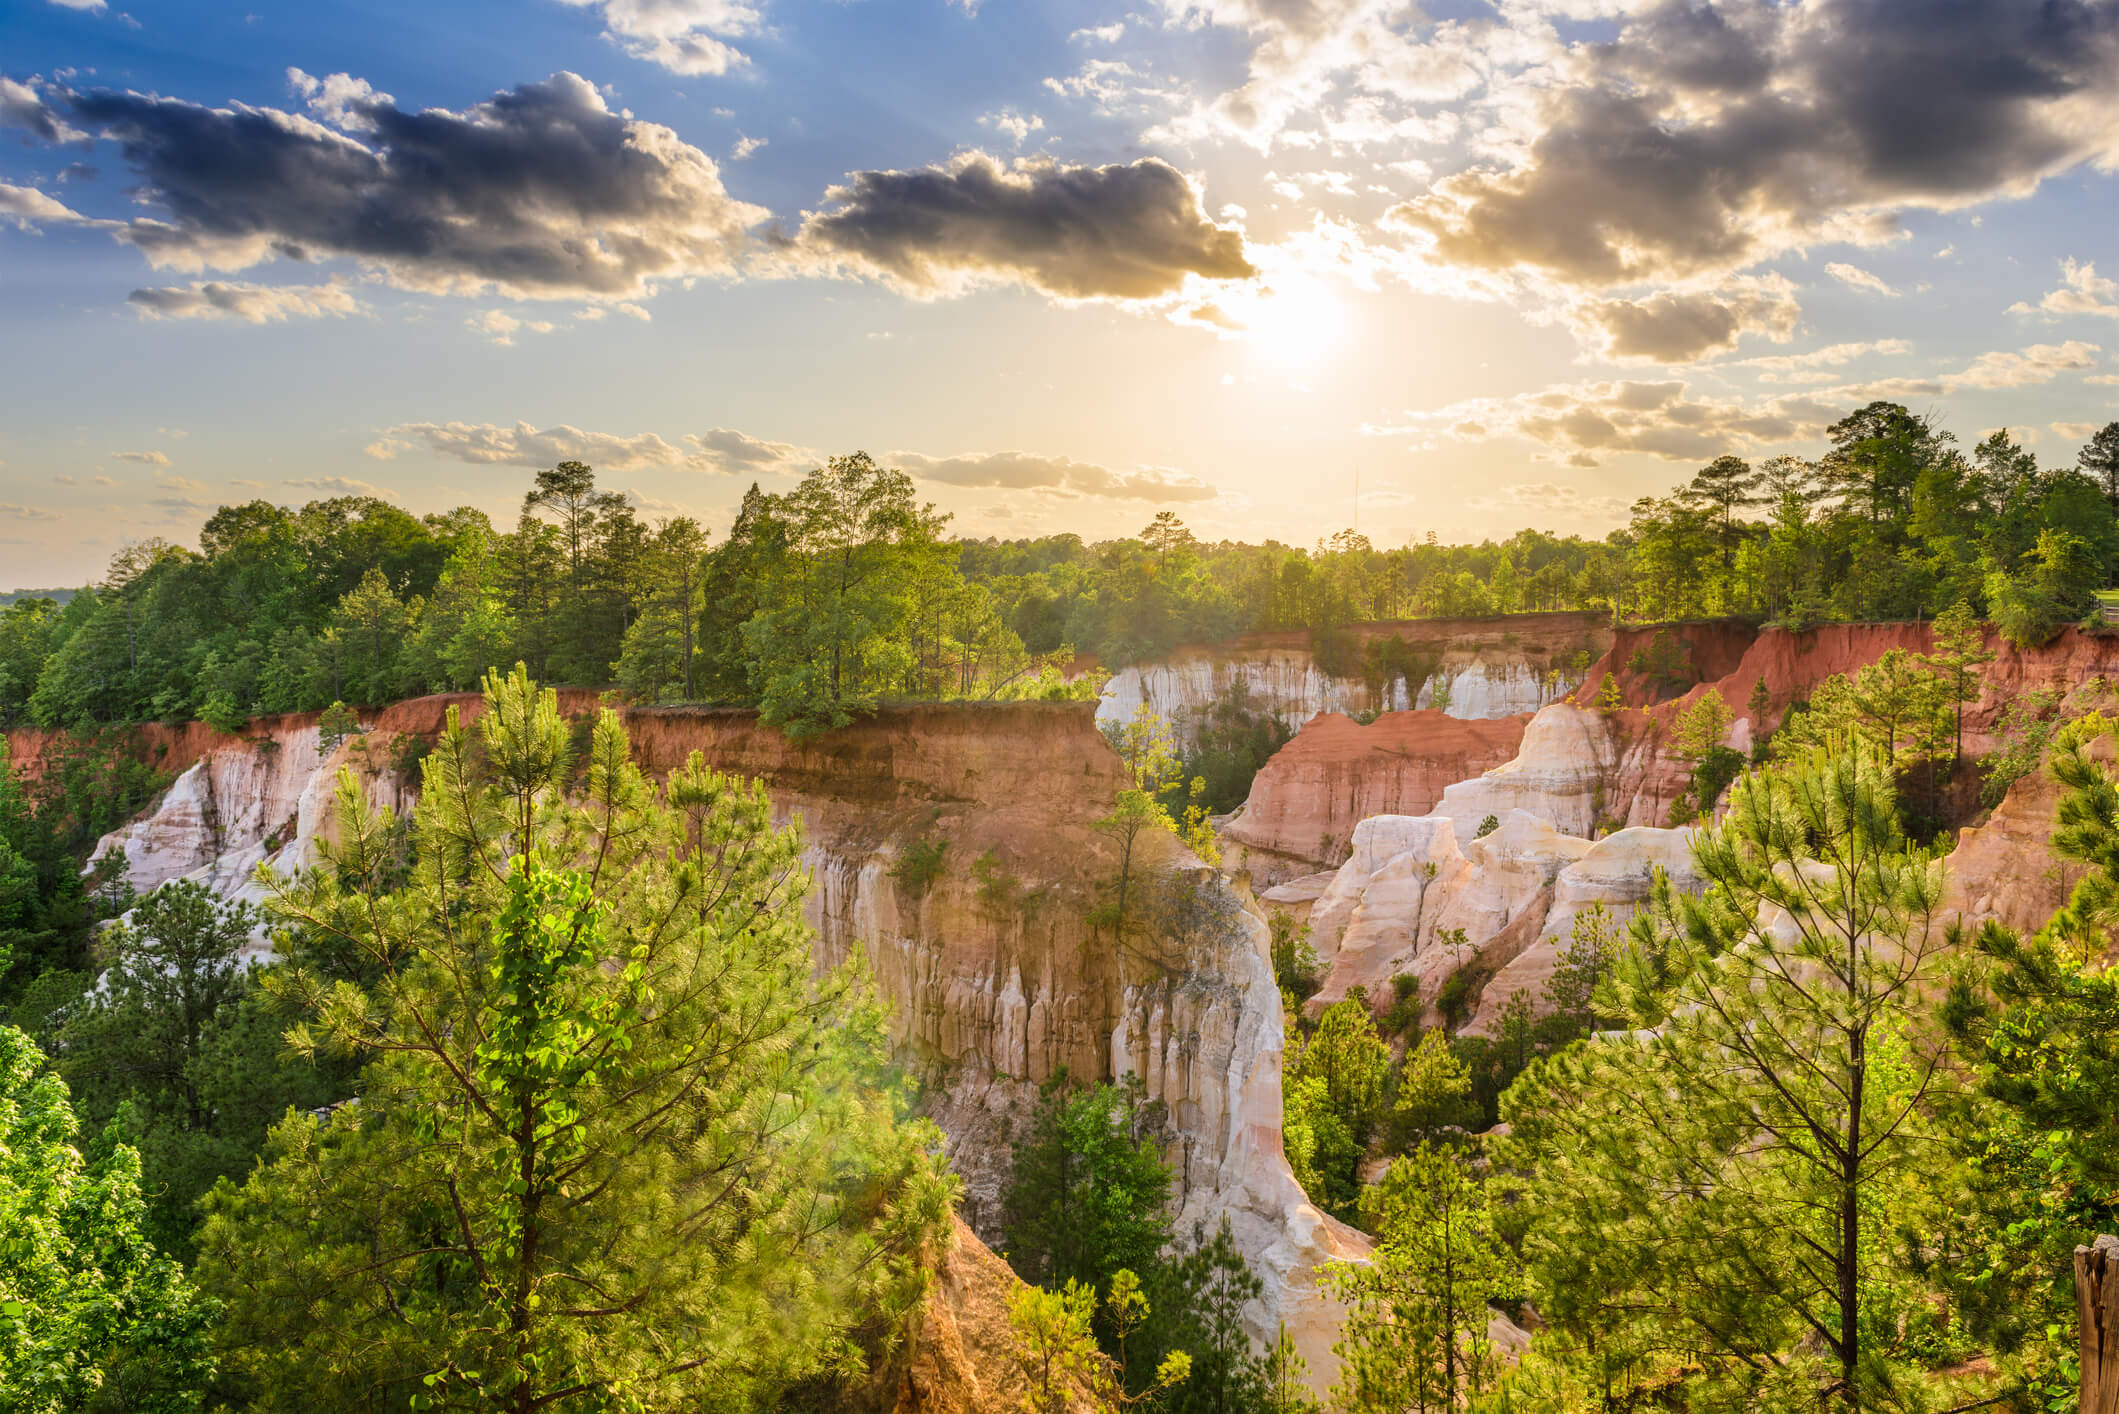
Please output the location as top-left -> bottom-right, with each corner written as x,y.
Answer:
2,0 -> 2117,588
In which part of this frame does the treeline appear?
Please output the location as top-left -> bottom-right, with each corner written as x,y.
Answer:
5,407 -> 2114,739
0,455 -> 1084,740
1627,409 -> 2119,633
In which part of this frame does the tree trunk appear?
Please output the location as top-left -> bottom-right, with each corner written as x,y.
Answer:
2079,1236 -> 2119,1414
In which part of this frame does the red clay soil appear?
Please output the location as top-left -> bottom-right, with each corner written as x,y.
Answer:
1567,619 -> 2119,827
1223,708 -> 1530,877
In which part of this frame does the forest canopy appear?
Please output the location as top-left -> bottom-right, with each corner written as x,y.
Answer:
2,408 -> 2115,737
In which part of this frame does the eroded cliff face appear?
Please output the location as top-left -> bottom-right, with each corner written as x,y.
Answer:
1281,809 -> 1700,1034
1576,621 -> 2119,828
1098,612 -> 1609,740
34,696 -> 1360,1387
1219,710 -> 1529,885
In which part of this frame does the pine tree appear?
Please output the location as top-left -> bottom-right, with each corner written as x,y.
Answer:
1323,1143 -> 1513,1412
1498,744 -> 1955,1407
193,667 -> 953,1408
1921,598 -> 1994,764
1393,1026 -> 1475,1148
1002,1073 -> 1173,1300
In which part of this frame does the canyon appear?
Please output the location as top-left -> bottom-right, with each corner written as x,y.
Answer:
12,693 -> 1363,1386
15,613 -> 2118,1400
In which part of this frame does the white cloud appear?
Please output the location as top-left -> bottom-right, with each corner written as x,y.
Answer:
2054,421 -> 2105,440
1368,378 -> 1839,467
888,449 -> 1217,501
111,449 -> 170,465
1825,262 -> 1899,297
978,108 -> 1046,147
730,133 -> 766,160
127,279 -> 363,323
2010,259 -> 2119,320
551,0 -> 759,75
468,310 -> 557,345
283,476 -> 399,499
370,421 -> 688,472
1071,21 -> 1124,42
1949,340 -> 2101,390
682,427 -> 814,475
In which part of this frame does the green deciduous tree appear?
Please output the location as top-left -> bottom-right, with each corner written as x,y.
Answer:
55,880 -> 346,1256
193,666 -> 953,1409
1282,995 -> 1390,1218
0,1023 -> 216,1411
743,453 -> 952,736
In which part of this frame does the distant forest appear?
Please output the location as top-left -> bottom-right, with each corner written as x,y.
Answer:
2,405 -> 2116,738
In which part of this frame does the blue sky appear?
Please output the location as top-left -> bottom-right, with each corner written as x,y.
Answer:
3,0 -> 2117,587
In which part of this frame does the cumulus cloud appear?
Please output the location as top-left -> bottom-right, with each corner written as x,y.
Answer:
551,0 -> 759,75
0,181 -> 98,229
978,108 -> 1045,146
0,76 -> 85,143
1,503 -> 60,521
886,449 -> 1218,501
783,151 -> 1254,300
1148,0 -> 1501,151
1367,378 -> 1839,467
683,427 -> 813,475
1949,340 -> 2101,389
1826,262 -> 1898,296
127,279 -> 363,322
8,70 -> 764,301
2053,421 -> 2103,440
1386,0 -> 2119,290
2010,259 -> 2119,320
111,449 -> 170,465
369,421 -> 689,471
1569,275 -> 1800,363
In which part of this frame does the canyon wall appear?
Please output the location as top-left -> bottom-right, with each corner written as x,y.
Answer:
1219,710 -> 1529,885
19,695 -> 1361,1385
1576,620 -> 2119,829
1248,619 -> 2119,1039
1098,612 -> 1609,740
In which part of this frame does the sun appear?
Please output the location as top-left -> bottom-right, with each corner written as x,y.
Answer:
1239,275 -> 1348,367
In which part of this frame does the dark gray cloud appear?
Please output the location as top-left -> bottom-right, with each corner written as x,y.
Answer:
789,151 -> 1255,300
1392,0 -> 2119,287
15,71 -> 762,299
888,449 -> 1218,501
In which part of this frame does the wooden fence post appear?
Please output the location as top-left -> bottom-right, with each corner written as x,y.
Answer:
2078,1235 -> 2119,1414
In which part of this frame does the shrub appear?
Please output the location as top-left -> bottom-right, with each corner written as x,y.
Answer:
890,837 -> 949,898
